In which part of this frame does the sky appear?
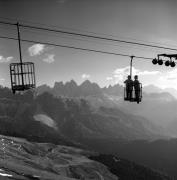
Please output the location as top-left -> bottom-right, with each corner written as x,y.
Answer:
0,0 -> 177,89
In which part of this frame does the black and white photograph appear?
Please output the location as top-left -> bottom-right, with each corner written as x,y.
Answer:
0,0 -> 177,179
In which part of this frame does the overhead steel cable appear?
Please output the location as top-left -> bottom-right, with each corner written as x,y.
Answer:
0,20 -> 177,51
0,20 -> 15,26
19,24 -> 177,52
0,35 -> 153,60
1,16 -> 177,50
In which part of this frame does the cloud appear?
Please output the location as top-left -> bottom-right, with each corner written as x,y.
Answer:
0,78 -> 5,81
167,77 -> 176,80
82,74 -> 90,79
138,70 -> 160,75
113,66 -> 132,84
43,54 -> 55,63
106,77 -> 113,81
0,56 -> 13,63
160,69 -> 177,81
112,66 -> 161,85
0,78 -> 5,86
156,69 -> 177,88
28,44 -> 46,56
137,68 -> 177,90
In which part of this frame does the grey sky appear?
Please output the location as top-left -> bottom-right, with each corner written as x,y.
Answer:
0,0 -> 177,88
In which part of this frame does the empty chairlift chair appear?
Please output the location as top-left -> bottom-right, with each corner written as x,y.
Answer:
10,62 -> 36,94
9,22 -> 36,94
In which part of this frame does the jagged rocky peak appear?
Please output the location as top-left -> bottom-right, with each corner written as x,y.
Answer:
79,80 -> 102,96
106,83 -> 123,90
65,79 -> 78,88
36,84 -> 51,95
53,81 -> 64,88
102,83 -> 123,96
69,79 -> 78,86
52,80 -> 78,97
80,80 -> 99,87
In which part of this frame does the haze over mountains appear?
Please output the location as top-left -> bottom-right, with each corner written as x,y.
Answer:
0,83 -> 177,179
36,80 -> 177,136
0,85 -> 162,142
143,84 -> 177,98
37,79 -> 177,98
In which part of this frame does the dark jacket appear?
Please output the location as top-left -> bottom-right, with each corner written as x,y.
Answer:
124,79 -> 133,90
134,80 -> 140,90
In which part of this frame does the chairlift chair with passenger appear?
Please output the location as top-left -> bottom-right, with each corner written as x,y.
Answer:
124,56 -> 142,103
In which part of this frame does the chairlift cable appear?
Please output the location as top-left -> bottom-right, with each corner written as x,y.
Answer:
0,35 -> 153,61
1,16 -> 177,50
0,20 -> 177,51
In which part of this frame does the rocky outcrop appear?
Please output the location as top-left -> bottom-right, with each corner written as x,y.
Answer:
0,135 -> 118,180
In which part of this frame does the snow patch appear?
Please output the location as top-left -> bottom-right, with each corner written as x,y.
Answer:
0,172 -> 13,177
0,169 -> 13,177
33,114 -> 57,130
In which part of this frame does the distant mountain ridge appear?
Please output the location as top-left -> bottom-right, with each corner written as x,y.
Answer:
42,80 -> 104,98
37,80 -> 177,99
36,80 -> 177,137
37,80 -> 120,97
143,84 -> 177,98
0,86 -> 164,142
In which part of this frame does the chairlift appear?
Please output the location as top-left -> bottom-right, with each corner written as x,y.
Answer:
9,22 -> 36,94
124,56 -> 142,103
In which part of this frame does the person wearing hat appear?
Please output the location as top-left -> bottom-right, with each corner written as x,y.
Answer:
124,75 -> 134,100
134,75 -> 140,103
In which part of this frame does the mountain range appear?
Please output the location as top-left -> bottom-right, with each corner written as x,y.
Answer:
36,80 -> 177,136
143,84 -> 177,98
37,80 -> 177,99
0,84 -> 177,178
0,86 -> 163,142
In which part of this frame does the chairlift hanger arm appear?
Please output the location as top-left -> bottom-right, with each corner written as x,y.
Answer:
130,56 -> 134,78
158,54 -> 177,59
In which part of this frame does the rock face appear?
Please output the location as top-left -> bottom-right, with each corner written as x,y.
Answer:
0,135 -> 173,180
37,80 -> 103,98
0,135 -> 118,180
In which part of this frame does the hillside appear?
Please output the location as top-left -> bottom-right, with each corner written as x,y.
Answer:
0,86 -> 164,142
90,154 -> 172,180
0,135 -> 117,180
0,86 -> 175,179
0,134 -> 173,180
36,80 -> 177,136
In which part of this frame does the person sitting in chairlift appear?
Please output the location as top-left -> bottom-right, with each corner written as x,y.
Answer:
134,75 -> 140,103
124,75 -> 134,100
